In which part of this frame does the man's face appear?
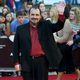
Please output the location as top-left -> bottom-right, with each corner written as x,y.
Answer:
29,8 -> 41,26
17,16 -> 24,24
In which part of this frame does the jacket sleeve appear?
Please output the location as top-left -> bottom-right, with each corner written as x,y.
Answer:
54,19 -> 72,43
48,19 -> 65,33
13,28 -> 20,65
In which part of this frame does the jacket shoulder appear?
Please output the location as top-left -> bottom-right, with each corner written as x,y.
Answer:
17,23 -> 29,31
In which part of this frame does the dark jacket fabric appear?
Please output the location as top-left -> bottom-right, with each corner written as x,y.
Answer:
13,20 -> 64,71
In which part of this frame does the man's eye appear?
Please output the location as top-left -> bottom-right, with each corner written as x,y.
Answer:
31,14 -> 34,16
36,14 -> 39,16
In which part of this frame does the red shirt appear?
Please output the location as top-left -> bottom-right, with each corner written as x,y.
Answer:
30,24 -> 45,57
59,14 -> 65,22
15,24 -> 45,66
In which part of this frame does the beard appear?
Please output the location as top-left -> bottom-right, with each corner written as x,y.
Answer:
31,21 -> 37,25
30,18 -> 40,26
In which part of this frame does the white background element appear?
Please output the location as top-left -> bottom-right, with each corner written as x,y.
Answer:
38,0 -> 64,4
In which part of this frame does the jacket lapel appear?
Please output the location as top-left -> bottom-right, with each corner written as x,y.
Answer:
23,23 -> 31,45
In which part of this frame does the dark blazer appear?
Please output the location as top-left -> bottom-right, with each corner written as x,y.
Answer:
13,20 -> 64,71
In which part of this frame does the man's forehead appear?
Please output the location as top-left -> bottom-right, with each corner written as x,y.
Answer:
30,8 -> 40,13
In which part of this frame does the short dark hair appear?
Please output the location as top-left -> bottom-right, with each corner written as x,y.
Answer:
16,10 -> 26,17
29,5 -> 42,15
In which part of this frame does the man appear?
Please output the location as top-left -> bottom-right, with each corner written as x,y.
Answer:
13,6 -> 64,80
10,10 -> 29,35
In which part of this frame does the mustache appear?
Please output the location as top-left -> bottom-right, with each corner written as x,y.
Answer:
31,18 -> 39,20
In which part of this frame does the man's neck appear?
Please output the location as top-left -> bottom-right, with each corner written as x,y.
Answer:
30,23 -> 37,28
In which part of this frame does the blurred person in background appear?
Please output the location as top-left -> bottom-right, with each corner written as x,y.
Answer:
0,0 -> 6,13
14,0 -> 24,11
49,6 -> 59,23
2,6 -> 10,16
48,5 -> 59,73
38,2 -> 46,13
53,3 -> 75,80
0,13 -> 6,36
23,0 -> 32,8
41,9 -> 49,20
56,0 -> 66,22
38,2 -> 47,18
69,7 -> 80,80
24,1 -> 33,18
6,0 -> 14,12
10,10 -> 29,35
4,12 -> 14,36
